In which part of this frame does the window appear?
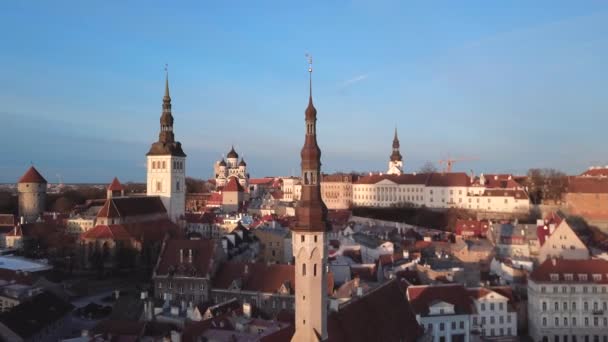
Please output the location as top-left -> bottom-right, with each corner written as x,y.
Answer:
564,302 -> 568,310
555,317 -> 559,327
156,181 -> 162,192
585,317 -> 589,327
176,181 -> 180,191
302,263 -> 306,276
481,303 -> 486,311
555,302 -> 559,311
542,302 -> 547,311
313,264 -> 317,276
564,317 -> 568,326
573,302 -> 577,310
439,323 -> 445,331
459,321 -> 464,329
490,316 -> 495,324
301,235 -> 305,243
491,303 -> 495,310
499,302 -> 504,310
543,317 -> 547,326
572,317 -> 577,326
451,322 -> 456,329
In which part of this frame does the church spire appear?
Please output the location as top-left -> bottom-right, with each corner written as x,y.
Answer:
295,53 -> 328,233
159,65 -> 175,144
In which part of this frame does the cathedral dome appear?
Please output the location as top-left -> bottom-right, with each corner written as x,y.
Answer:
227,146 -> 239,159
219,159 -> 227,167
239,159 -> 247,167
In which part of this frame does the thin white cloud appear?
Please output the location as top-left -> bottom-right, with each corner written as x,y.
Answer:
340,74 -> 369,88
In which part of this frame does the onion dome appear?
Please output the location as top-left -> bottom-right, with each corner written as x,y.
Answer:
227,146 -> 239,159
239,158 -> 247,167
219,159 -> 227,167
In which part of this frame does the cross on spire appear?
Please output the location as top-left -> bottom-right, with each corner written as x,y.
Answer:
306,53 -> 313,98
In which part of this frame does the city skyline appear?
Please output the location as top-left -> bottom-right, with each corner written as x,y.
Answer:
2,1 -> 608,182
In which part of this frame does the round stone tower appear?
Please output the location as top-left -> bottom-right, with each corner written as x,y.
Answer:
17,166 -> 47,223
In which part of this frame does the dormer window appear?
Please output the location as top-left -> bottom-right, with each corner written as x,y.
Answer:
593,274 -> 602,282
550,274 -> 559,281
564,274 -> 573,281
579,274 -> 588,282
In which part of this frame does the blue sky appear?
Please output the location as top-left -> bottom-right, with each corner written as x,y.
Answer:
1,1 -> 607,183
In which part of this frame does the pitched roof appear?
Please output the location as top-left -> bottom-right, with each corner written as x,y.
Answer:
581,167 -> 608,177
0,292 -> 73,339
212,262 -> 296,293
81,224 -> 132,240
97,196 -> 167,218
155,239 -> 217,278
407,283 -> 473,316
224,177 -> 244,192
567,176 -> 608,194
249,178 -> 275,185
81,219 -> 180,243
326,279 -> 421,342
529,259 -> 608,283
108,177 -> 125,191
18,166 -> 47,183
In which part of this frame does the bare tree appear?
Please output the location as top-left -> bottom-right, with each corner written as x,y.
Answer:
418,161 -> 438,173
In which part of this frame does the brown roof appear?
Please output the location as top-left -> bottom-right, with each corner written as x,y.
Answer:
567,176 -> 608,194
425,172 -> 470,187
155,239 -> 217,277
18,166 -> 47,183
0,269 -> 36,285
108,177 -> 125,191
529,259 -> 608,283
0,214 -> 15,227
212,262 -> 295,293
97,196 -> 167,218
223,177 -> 244,192
147,141 -> 186,157
326,279 -> 421,342
480,189 -> 529,199
407,283 -> 473,316
81,224 -> 132,240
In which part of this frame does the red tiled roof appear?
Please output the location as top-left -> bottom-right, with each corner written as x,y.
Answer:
581,167 -> 608,177
81,224 -> 132,240
407,284 -> 473,316
155,239 -> 217,277
530,259 -> 608,283
249,178 -> 275,185
567,176 -> 608,194
108,177 -> 125,191
455,219 -> 490,237
18,166 -> 47,183
96,196 -> 167,218
212,262 -> 295,293
354,172 -> 471,187
326,279 -> 421,342
223,177 -> 244,192
480,189 -> 529,199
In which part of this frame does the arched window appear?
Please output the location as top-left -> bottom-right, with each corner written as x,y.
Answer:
313,264 -> 317,276
302,263 -> 306,276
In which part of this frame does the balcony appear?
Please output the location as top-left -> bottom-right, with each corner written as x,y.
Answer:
592,309 -> 604,315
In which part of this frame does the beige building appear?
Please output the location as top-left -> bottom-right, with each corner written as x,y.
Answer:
221,177 -> 245,213
537,220 -> 589,263
17,166 -> 47,224
66,217 -> 96,234
253,225 -> 291,264
321,173 -> 358,210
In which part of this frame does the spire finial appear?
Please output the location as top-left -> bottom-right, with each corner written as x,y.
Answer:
394,126 -> 398,140
164,64 -> 170,99
306,53 -> 313,99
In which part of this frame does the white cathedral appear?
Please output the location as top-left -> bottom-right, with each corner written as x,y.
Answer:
214,146 -> 249,188
146,72 -> 186,223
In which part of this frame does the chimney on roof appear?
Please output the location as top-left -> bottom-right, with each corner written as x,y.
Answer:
180,249 -> 183,263
552,258 -> 557,266
244,264 -> 249,275
356,287 -> 364,297
188,249 -> 193,263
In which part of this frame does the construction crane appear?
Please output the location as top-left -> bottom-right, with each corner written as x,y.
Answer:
438,157 -> 478,173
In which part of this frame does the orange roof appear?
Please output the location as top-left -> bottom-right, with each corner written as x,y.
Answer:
18,166 -> 47,183
107,177 -> 125,191
530,259 -> 608,283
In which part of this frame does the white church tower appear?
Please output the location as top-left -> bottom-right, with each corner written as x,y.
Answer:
387,127 -> 404,175
146,69 -> 186,223
291,56 -> 329,342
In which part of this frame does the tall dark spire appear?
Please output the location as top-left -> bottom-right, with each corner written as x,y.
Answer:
295,54 -> 329,232
390,127 -> 402,162
147,66 -> 186,157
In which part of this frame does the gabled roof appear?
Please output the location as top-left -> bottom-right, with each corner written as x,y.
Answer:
18,166 -> 47,183
155,239 -> 217,278
108,177 -> 125,191
212,262 -> 296,293
0,292 -> 73,339
581,167 -> 608,177
407,283 -> 473,316
326,279 -> 421,342
224,177 -> 244,192
81,224 -> 132,240
530,259 -> 608,283
97,196 -> 167,218
567,176 -> 608,194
